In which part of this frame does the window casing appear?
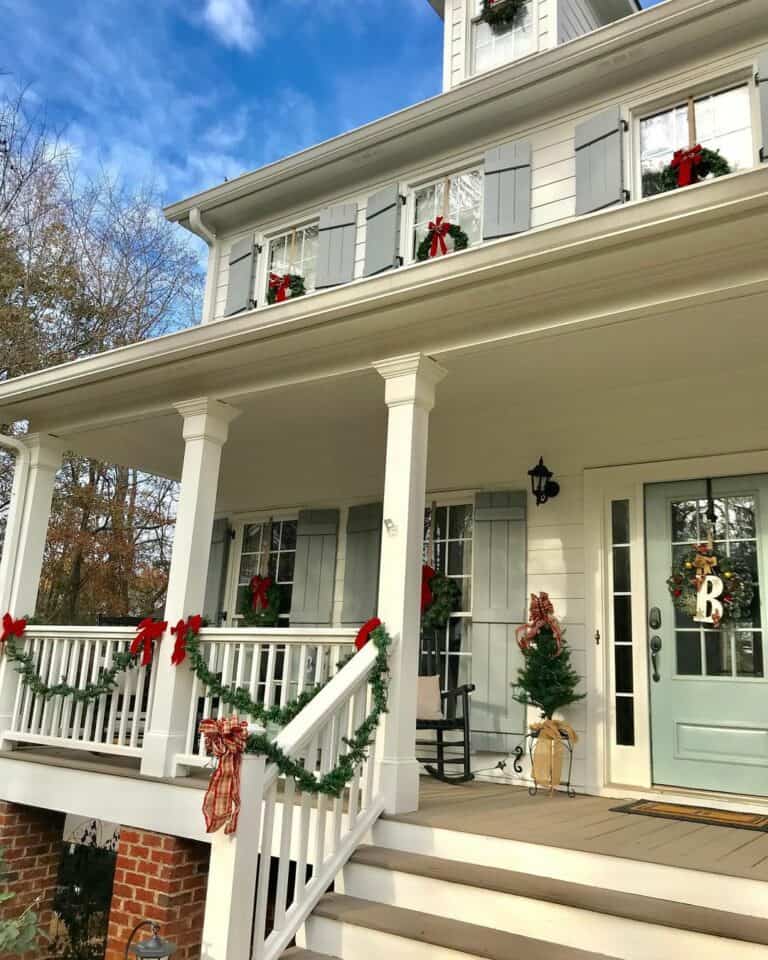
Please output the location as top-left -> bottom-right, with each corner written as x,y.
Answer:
639,83 -> 753,197
266,223 -> 319,297
233,518 -> 298,624
471,0 -> 536,77
410,168 -> 483,261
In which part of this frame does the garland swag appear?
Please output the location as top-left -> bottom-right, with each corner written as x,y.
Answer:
667,543 -> 754,626
481,0 -> 528,33
267,272 -> 306,305
642,146 -> 731,197
416,217 -> 469,261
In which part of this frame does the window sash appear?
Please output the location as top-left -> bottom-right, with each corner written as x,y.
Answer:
266,223 -> 320,295
410,168 -> 483,260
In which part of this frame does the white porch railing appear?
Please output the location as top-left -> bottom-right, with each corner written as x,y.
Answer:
6,626 -> 152,756
249,638 -> 384,960
178,627 -> 358,767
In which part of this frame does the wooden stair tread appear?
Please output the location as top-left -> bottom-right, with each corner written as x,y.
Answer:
351,844 -> 768,946
281,949 -> 340,960
313,893 -> 619,960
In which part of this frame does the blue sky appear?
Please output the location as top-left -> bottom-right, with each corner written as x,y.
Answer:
1,0 -> 662,207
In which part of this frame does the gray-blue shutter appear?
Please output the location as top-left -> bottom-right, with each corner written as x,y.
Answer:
316,204 -> 357,289
575,107 -> 626,215
471,491 -> 527,752
290,509 -> 339,626
758,50 -> 768,162
224,237 -> 256,315
364,185 -> 402,277
483,141 -> 532,240
341,503 -> 383,624
203,517 -> 232,626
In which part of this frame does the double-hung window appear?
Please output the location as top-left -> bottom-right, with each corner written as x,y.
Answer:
266,222 -> 319,297
471,0 -> 535,77
411,168 -> 483,260
233,518 -> 297,624
639,83 -> 753,197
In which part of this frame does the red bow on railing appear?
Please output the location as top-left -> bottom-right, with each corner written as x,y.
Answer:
268,273 -> 291,302
355,616 -> 381,650
249,575 -> 273,612
200,716 -> 249,834
421,564 -> 436,613
1,613 -> 26,651
671,144 -> 703,187
515,592 -> 564,656
130,618 -> 167,667
428,216 -> 451,258
171,614 -> 202,666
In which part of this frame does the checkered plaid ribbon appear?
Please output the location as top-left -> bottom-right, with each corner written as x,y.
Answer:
200,716 -> 249,834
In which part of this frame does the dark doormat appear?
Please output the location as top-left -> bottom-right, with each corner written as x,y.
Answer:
612,799 -> 768,831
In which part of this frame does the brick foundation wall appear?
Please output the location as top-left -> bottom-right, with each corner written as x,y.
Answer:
0,800 -> 65,960
105,828 -> 209,960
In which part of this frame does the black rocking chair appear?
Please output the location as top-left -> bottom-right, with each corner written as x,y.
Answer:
416,628 -> 476,783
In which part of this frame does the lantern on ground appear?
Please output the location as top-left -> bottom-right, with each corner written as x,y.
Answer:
125,921 -> 177,959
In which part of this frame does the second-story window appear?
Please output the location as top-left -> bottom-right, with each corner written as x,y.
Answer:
412,168 -> 483,260
472,0 -> 535,77
266,223 -> 319,295
233,518 -> 297,625
639,84 -> 753,197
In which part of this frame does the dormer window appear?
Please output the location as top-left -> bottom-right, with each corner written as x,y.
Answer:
411,167 -> 483,261
471,0 -> 535,77
266,222 -> 319,296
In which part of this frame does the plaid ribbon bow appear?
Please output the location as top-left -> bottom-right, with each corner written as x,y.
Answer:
1,613 -> 26,651
200,716 -> 250,835
516,592 -> 564,655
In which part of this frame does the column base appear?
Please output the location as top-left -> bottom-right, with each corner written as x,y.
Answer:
377,757 -> 421,815
140,731 -> 189,779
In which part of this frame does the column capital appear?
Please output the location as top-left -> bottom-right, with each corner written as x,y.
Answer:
22,433 -> 64,471
372,353 -> 447,411
174,397 -> 241,445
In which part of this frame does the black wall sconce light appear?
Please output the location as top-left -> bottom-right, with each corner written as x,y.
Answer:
528,457 -> 560,506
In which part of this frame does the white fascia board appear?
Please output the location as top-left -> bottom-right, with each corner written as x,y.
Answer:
163,0 -> 752,231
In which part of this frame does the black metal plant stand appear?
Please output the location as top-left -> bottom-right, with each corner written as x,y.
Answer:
512,729 -> 576,798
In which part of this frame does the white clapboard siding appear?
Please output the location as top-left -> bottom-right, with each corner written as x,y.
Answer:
558,0 -> 600,44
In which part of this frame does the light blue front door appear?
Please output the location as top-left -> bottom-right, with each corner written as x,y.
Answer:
646,476 -> 768,795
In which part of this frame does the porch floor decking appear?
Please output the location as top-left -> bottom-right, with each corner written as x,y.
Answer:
389,779 -> 768,883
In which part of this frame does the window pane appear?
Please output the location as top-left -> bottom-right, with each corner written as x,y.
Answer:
676,632 -> 702,675
471,0 -> 534,75
640,104 -> 689,173
611,500 -> 630,545
695,86 -> 753,170
613,545 -> 631,593
449,504 -> 473,540
615,645 -> 634,693
614,595 -> 632,644
278,552 -> 295,583
736,632 -> 764,678
671,500 -> 698,542
704,631 -> 732,676
447,541 -> 467,576
242,523 -> 263,554
616,697 -> 635,746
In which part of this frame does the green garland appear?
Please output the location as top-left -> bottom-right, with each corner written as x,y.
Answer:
422,571 -> 461,633
642,147 -> 731,197
267,273 -> 306,305
481,0 -> 527,33
416,223 -> 469,262
3,640 -> 138,703
242,626 -> 391,797
239,579 -> 282,628
667,544 -> 755,625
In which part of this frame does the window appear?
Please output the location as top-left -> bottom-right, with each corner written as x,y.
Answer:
639,84 -> 753,197
411,169 -> 483,260
234,518 -> 297,623
266,223 -> 319,295
611,500 -> 635,746
471,0 -> 535,76
422,502 -> 474,697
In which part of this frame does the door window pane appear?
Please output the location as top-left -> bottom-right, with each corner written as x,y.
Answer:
676,632 -> 702,675
704,631 -> 732,676
736,633 -> 764,678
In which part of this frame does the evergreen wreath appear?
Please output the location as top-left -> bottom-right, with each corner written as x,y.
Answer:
422,569 -> 461,634
267,272 -> 306,305
642,146 -> 731,197
667,543 -> 755,625
481,0 -> 528,33
239,575 -> 282,628
416,220 -> 470,261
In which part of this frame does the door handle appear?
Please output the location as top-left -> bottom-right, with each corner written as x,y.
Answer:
650,636 -> 662,683
649,607 -> 662,630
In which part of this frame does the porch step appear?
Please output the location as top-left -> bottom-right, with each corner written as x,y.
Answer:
281,950 -> 340,960
306,893 -> 619,960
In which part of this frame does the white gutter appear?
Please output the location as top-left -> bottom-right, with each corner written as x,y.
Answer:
188,207 -> 219,324
188,207 -> 216,247
0,435 -> 29,614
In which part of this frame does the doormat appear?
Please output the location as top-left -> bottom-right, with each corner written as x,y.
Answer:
611,799 -> 768,832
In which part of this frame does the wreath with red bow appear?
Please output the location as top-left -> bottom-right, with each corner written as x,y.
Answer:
416,216 -> 470,262
239,574 -> 282,627
267,272 -> 306,305
642,145 -> 730,197
481,0 -> 528,33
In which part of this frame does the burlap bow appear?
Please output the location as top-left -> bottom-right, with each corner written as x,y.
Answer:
530,718 -> 578,793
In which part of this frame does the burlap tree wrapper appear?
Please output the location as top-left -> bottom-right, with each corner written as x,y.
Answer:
530,718 -> 578,792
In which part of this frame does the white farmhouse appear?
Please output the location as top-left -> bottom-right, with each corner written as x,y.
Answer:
2,0 -> 768,957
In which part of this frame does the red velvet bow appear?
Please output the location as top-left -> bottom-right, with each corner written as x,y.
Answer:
428,216 -> 451,258
515,592 -> 563,656
131,618 -> 167,667
1,613 -> 26,650
171,614 -> 202,666
421,564 -> 436,613
671,144 -> 703,187
355,617 -> 381,650
269,273 -> 291,302
249,575 -> 273,611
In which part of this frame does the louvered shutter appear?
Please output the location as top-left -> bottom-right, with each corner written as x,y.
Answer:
224,237 -> 256,315
364,185 -> 402,277
203,517 -> 232,626
341,503 -> 383,624
290,509 -> 339,626
575,107 -> 626,215
758,50 -> 768,162
483,140 -> 532,240
316,204 -> 357,289
471,491 -> 527,752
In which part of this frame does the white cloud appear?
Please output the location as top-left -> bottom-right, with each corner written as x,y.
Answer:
202,0 -> 261,51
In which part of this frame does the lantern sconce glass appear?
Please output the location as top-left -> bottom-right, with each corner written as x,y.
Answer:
528,457 -> 560,507
124,921 -> 177,959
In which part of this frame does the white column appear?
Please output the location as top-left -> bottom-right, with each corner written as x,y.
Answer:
373,354 -> 446,815
0,433 -> 63,747
201,755 -> 264,960
141,397 -> 239,778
